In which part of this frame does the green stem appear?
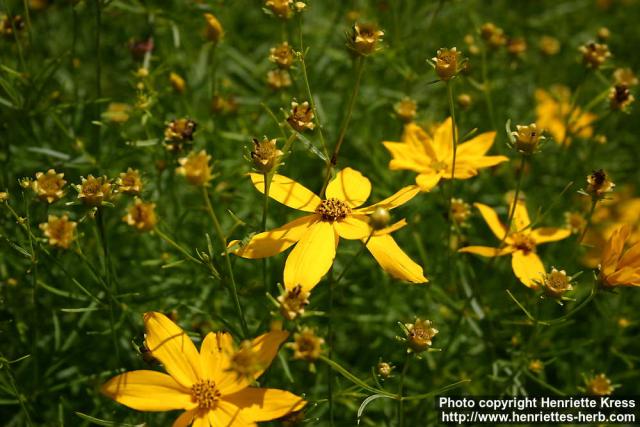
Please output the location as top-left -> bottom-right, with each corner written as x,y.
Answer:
154,227 -> 203,265
261,172 -> 270,292
445,80 -> 459,293
202,187 -> 249,338
578,197 -> 598,244
94,0 -> 102,155
327,266 -> 335,426
2,360 -> 33,426
501,154 -> 527,244
398,352 -> 411,427
334,230 -> 374,285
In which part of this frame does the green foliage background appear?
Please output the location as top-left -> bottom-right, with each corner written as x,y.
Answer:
1,0 -> 639,425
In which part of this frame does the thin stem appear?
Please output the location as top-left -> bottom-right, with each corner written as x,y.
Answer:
334,231 -> 374,285
500,154 -> 527,244
202,187 -> 249,337
445,80 -> 459,294
578,197 -> 598,244
94,0 -> 102,154
398,352 -> 411,427
2,361 -> 33,426
154,227 -> 202,265
261,172 -> 270,292
320,56 -> 365,196
327,266 -> 335,426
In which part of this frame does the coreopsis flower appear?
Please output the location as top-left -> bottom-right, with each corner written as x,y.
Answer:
535,87 -> 597,145
250,138 -> 283,174
586,169 -> 615,198
123,198 -> 157,232
102,312 -> 305,425
269,42 -> 294,69
103,102 -> 131,123
613,67 -> 638,87
40,215 -> 77,249
164,118 -> 197,152
539,36 -> 560,55
507,37 -> 527,56
117,168 -> 142,195
204,13 -> 223,43
349,23 -> 384,56
480,22 -> 506,48
579,42 -> 611,69
539,267 -> 574,299
383,118 -> 508,192
459,201 -> 571,287
565,211 -> 586,234
404,318 -> 438,353
432,47 -> 461,81
451,198 -> 471,224
511,123 -> 545,155
598,224 -> 640,288
177,150 -> 213,187
393,98 -> 417,123
585,373 -> 614,396
265,0 -> 293,19
32,169 -> 66,203
609,84 -> 634,111
529,359 -> 544,374
169,72 -> 186,93
376,362 -> 394,379
267,69 -> 292,90
287,101 -> 315,132
287,327 -> 324,361
77,175 -> 112,207
231,168 -> 426,290
277,285 -> 309,320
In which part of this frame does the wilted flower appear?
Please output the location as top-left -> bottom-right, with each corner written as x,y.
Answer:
598,224 -> 640,288
32,169 -> 66,203
507,37 -> 527,56
540,268 -> 574,299
480,22 -> 506,48
287,327 -> 324,361
277,285 -> 310,320
585,373 -> 614,396
287,101 -> 315,132
77,175 -> 113,207
432,47 -> 461,81
250,137 -> 283,174
117,168 -> 142,195
123,198 -> 157,231
169,72 -> 185,93
511,123 -> 545,155
40,215 -> 77,249
267,69 -> 292,90
613,67 -> 638,87
579,42 -> 611,69
164,118 -> 197,152
265,0 -> 293,19
177,150 -> 212,186
269,42 -> 295,68
586,169 -> 615,198
539,36 -> 560,55
204,13 -> 223,43
609,84 -> 634,111
404,318 -> 438,353
349,23 -> 384,56
393,98 -> 417,123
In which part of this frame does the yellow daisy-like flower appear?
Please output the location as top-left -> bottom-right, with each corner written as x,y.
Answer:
459,201 -> 570,287
204,13 -> 224,43
123,198 -> 157,232
117,168 -> 143,195
102,312 -> 305,426
77,175 -> 112,207
177,150 -> 213,187
32,169 -> 66,203
598,224 -> 640,288
535,87 -> 597,145
383,118 -> 508,192
231,168 -> 426,291
40,214 -> 77,249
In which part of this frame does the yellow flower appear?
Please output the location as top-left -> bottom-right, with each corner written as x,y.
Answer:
393,98 -> 417,123
287,101 -> 315,132
77,175 -> 112,207
32,169 -> 66,203
613,67 -> 638,87
0,191 -> 8,202
432,47 -> 461,81
459,201 -> 570,287
535,87 -> 597,145
231,168 -> 426,291
480,22 -> 506,48
565,211 -> 586,235
170,72 -> 186,93
586,169 -> 615,198
377,362 -> 393,378
117,168 -> 142,195
539,36 -> 560,56
540,267 -> 573,298
528,359 -> 544,374
511,123 -> 545,155
266,69 -> 292,90
265,0 -> 293,19
451,198 -> 471,224
164,118 -> 197,152
349,23 -> 384,56
204,13 -> 223,43
269,42 -> 294,69
251,138 -> 283,174
404,318 -> 438,353
579,42 -> 611,69
102,312 -> 305,426
585,373 -> 614,396
123,198 -> 157,231
277,285 -> 310,321
103,102 -> 131,123
177,150 -> 213,186
598,224 -> 640,288
609,84 -> 634,111
287,327 -> 324,361
40,214 -> 77,249
507,37 -> 527,56
383,119 -> 508,192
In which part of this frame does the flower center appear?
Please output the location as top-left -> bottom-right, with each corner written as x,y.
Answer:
431,160 -> 448,173
316,198 -> 351,222
511,232 -> 536,253
191,379 -> 221,409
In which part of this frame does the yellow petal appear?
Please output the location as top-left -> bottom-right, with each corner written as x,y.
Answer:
284,221 -> 337,291
458,245 -> 513,257
530,227 -> 570,244
402,122 -> 438,160
512,200 -> 531,231
213,402 -> 257,426
606,266 -> 640,287
373,219 -> 407,236
415,173 -> 442,192
192,412 -> 211,427
222,388 -> 306,422
366,234 -> 427,283
201,332 -> 252,395
474,203 -> 507,240
231,215 -> 315,259
383,141 -> 430,172
248,330 -> 289,380
456,131 -> 497,157
101,370 -> 194,411
172,409 -> 198,427
326,167 -> 371,207
249,173 -> 321,212
357,185 -> 420,214
334,215 -> 371,240
144,312 -> 202,388
619,241 -> 640,269
511,251 -> 545,288
432,117 -> 454,161
601,224 -> 630,276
